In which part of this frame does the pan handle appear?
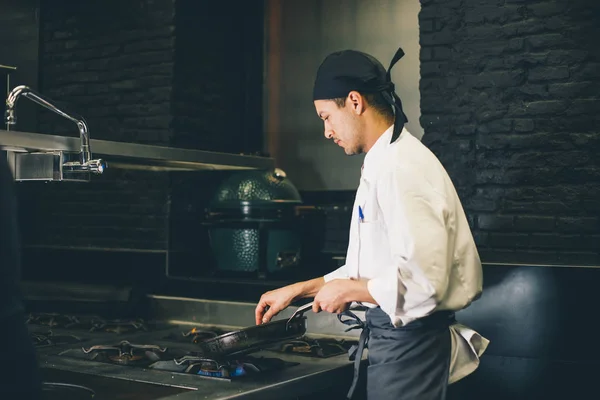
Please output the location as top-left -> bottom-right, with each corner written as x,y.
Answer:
285,302 -> 313,330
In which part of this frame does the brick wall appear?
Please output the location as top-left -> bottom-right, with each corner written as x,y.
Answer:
419,0 -> 600,265
16,0 -> 264,265
37,0 -> 176,144
0,0 -> 40,134
18,0 -> 177,253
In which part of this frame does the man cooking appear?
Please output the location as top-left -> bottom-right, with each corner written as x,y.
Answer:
255,46 -> 488,400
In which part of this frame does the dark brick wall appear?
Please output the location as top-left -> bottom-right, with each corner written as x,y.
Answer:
0,0 -> 40,134
37,0 -> 176,145
18,0 -> 177,253
15,0 -> 265,262
419,0 -> 600,266
18,171 -> 170,251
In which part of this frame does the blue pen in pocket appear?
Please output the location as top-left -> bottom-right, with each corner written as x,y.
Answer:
358,205 -> 364,222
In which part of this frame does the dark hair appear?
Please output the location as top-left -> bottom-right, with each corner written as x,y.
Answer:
331,92 -> 394,121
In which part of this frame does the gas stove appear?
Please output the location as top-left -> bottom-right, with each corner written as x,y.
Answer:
26,314 -> 316,380
53,327 -> 306,381
24,300 -> 363,400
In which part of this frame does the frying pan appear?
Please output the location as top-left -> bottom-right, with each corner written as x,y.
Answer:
195,302 -> 313,358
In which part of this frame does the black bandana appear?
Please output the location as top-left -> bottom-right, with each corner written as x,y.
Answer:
312,46 -> 408,144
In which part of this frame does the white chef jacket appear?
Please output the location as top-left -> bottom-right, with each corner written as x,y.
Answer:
324,125 -> 489,384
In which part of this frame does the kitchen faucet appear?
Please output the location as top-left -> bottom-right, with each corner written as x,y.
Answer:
5,85 -> 105,174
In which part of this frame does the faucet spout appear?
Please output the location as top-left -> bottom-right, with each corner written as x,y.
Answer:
5,85 -> 103,172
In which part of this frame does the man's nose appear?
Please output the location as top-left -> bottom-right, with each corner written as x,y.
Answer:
324,128 -> 334,139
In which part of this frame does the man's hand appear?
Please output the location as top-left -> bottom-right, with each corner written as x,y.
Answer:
313,279 -> 352,314
255,277 -> 326,325
313,278 -> 378,314
255,285 -> 299,325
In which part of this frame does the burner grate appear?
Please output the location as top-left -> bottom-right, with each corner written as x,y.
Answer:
89,319 -> 147,334
26,312 -> 169,334
150,354 -> 298,380
58,340 -> 173,367
31,331 -> 84,348
81,340 -> 168,366
26,313 -> 86,329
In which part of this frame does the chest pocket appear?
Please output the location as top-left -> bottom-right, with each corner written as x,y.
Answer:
355,179 -> 391,278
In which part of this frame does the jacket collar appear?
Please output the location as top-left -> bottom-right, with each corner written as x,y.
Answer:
361,124 -> 404,181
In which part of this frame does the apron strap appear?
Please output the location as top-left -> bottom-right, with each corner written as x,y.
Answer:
337,310 -> 370,400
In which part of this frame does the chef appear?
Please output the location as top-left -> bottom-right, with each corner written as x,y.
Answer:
255,46 -> 489,400
0,153 -> 42,399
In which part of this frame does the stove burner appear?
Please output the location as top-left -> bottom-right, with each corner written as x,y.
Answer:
26,313 -> 82,329
174,355 -> 217,366
108,353 -> 145,364
162,326 -> 230,344
80,340 -> 167,366
181,327 -> 229,343
150,354 -> 298,380
182,327 -> 218,342
90,319 -> 147,334
26,313 -> 165,334
274,337 -> 357,358
31,331 -> 84,347
173,356 -> 237,378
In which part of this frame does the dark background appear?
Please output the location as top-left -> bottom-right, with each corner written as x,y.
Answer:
2,0 -> 598,285
420,0 -> 600,266
1,1 -> 600,399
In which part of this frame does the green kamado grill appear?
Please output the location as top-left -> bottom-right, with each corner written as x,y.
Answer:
205,168 -> 304,277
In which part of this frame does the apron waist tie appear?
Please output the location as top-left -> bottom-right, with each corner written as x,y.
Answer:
337,310 -> 369,400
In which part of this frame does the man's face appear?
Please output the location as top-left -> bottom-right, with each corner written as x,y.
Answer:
314,98 -> 363,156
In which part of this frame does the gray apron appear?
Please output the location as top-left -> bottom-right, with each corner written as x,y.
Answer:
339,307 -> 454,400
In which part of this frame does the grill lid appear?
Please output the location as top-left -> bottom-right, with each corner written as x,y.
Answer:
210,168 -> 302,210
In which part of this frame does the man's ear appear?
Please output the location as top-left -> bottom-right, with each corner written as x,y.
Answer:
347,91 -> 365,115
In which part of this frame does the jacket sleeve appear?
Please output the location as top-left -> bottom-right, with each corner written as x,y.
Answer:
323,263 -> 349,282
366,166 -> 452,326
